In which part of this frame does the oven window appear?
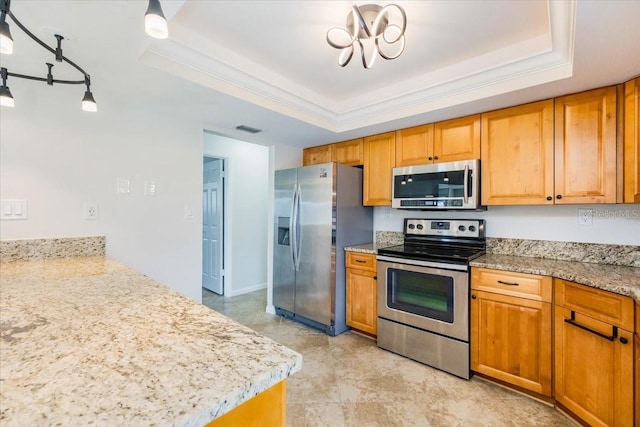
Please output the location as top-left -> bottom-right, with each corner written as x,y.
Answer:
387,269 -> 454,323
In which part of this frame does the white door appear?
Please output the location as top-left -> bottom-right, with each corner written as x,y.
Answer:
203,158 -> 224,294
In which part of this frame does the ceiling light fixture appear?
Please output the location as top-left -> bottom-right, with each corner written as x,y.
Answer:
326,3 -> 407,69
0,0 -> 96,111
145,0 -> 169,39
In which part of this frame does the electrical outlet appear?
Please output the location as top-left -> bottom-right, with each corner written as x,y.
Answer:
84,202 -> 99,220
577,208 -> 593,226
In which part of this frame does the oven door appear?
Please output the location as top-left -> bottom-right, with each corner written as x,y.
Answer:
377,256 -> 469,342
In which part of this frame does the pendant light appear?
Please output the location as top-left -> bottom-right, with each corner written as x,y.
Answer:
145,0 -> 168,39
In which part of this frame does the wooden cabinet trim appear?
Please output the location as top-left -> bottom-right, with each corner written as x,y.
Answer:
624,77 -> 640,203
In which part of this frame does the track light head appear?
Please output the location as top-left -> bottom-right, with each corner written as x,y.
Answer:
82,77 -> 97,112
0,84 -> 14,107
0,8 -> 13,54
145,0 -> 168,39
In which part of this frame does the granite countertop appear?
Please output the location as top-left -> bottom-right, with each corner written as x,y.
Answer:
0,256 -> 303,427
471,254 -> 640,303
344,242 -> 396,254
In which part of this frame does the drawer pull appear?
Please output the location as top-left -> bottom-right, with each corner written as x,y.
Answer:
355,259 -> 367,263
497,280 -> 519,286
564,310 -> 617,342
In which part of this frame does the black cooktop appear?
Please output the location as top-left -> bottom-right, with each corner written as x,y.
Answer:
378,243 -> 485,264
377,218 -> 486,265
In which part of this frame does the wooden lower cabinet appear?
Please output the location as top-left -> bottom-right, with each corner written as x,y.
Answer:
206,380 -> 286,427
554,279 -> 634,427
345,251 -> 377,336
470,268 -> 552,396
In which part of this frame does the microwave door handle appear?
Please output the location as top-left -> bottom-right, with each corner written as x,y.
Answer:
463,163 -> 469,205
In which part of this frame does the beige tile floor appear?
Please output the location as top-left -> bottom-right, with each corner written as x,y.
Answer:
202,289 -> 576,427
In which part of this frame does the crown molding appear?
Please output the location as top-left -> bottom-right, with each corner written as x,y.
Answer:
140,0 -> 576,133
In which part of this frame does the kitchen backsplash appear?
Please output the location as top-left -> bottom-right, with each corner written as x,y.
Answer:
374,231 -> 639,268
375,231 -> 403,247
0,236 -> 106,262
486,238 -> 640,267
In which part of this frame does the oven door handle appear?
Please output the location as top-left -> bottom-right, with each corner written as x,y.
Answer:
376,255 -> 469,272
463,163 -> 469,205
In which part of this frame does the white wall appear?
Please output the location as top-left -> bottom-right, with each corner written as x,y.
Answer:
203,132 -> 270,297
0,94 -> 203,302
374,204 -> 640,245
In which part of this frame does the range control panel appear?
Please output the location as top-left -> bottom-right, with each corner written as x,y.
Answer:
404,218 -> 485,238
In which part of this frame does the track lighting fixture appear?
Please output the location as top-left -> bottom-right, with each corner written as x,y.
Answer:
145,0 -> 169,39
0,0 -> 96,111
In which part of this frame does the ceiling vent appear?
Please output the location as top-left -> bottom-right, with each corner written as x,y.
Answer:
235,125 -> 262,134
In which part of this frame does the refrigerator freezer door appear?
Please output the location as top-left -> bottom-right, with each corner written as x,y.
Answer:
294,163 -> 335,326
273,168 -> 297,313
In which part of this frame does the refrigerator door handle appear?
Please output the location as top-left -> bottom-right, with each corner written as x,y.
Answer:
290,184 -> 298,269
294,183 -> 302,272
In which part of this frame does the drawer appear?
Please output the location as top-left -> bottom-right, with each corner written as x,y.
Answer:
471,267 -> 552,303
555,278 -> 634,331
346,251 -> 376,272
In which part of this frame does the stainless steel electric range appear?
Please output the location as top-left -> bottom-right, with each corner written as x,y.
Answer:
376,218 -> 486,379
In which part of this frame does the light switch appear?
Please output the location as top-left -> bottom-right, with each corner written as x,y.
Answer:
0,200 -> 28,220
145,180 -> 157,196
117,178 -> 131,194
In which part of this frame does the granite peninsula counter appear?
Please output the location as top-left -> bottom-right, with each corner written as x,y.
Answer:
0,256 -> 303,427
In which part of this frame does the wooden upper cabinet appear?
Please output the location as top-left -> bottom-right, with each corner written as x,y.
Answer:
434,114 -> 481,162
554,86 -> 617,204
481,100 -> 554,205
302,144 -> 333,166
395,124 -> 434,166
624,77 -> 640,203
395,115 -> 480,167
363,132 -> 395,206
332,138 -> 364,166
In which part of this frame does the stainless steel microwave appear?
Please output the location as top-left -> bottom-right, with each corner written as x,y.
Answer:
392,159 -> 482,210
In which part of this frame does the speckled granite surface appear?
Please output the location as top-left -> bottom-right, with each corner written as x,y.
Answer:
0,256 -> 302,427
344,243 -> 387,254
471,254 -> 640,303
375,231 -> 403,247
486,238 -> 640,267
0,236 -> 106,262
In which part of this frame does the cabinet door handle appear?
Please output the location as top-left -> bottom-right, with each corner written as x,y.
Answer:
373,276 -> 377,280
556,194 -> 563,199
497,280 -> 519,286
546,196 -> 552,201
564,310 -> 617,341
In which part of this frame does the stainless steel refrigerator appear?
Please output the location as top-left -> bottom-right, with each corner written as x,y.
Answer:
273,162 -> 373,336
